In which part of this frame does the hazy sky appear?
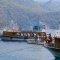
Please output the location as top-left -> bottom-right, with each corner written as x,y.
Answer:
34,0 -> 50,3
34,0 -> 60,3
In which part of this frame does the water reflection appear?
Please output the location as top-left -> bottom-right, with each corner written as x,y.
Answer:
0,41 -> 56,60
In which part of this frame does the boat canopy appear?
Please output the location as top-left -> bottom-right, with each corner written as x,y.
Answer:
21,30 -> 40,32
20,24 -> 44,27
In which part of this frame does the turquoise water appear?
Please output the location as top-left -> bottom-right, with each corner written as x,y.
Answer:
0,40 -> 56,60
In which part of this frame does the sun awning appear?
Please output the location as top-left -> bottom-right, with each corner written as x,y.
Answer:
19,24 -> 44,27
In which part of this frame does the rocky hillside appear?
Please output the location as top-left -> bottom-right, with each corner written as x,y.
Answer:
0,0 -> 60,29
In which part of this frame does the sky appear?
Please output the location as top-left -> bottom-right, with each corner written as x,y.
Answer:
34,0 -> 60,3
34,0 -> 50,3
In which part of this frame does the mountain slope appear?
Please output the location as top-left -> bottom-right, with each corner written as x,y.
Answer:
41,0 -> 60,11
0,0 -> 60,29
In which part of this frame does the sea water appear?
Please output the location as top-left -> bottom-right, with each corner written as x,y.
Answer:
0,40 -> 56,60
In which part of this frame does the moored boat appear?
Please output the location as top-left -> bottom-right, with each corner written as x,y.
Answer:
45,46 -> 60,58
1,31 -> 26,42
45,36 -> 60,58
1,31 -> 46,44
1,23 -> 46,43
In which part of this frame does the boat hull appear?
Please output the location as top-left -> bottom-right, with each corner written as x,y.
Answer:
46,47 -> 60,58
27,39 -> 44,45
26,39 -> 36,44
1,36 -> 27,42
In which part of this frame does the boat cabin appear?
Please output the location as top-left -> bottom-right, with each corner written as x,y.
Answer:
55,37 -> 60,49
2,31 -> 46,40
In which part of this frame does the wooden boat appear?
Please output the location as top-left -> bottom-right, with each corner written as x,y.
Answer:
1,31 -> 46,44
45,37 -> 60,58
1,31 -> 27,42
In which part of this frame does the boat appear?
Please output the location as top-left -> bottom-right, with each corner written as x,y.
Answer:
1,31 -> 46,44
44,22 -> 60,58
1,31 -> 26,42
1,23 -> 46,44
45,36 -> 60,58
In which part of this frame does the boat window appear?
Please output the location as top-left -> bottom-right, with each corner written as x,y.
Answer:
28,33 -> 30,37
21,33 -> 23,36
12,32 -> 16,35
34,33 -> 36,36
17,33 -> 20,36
24,33 -> 27,36
30,33 -> 34,37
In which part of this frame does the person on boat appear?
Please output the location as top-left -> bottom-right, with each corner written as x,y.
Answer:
48,34 -> 52,42
35,35 -> 40,44
35,35 -> 37,41
45,34 -> 52,46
